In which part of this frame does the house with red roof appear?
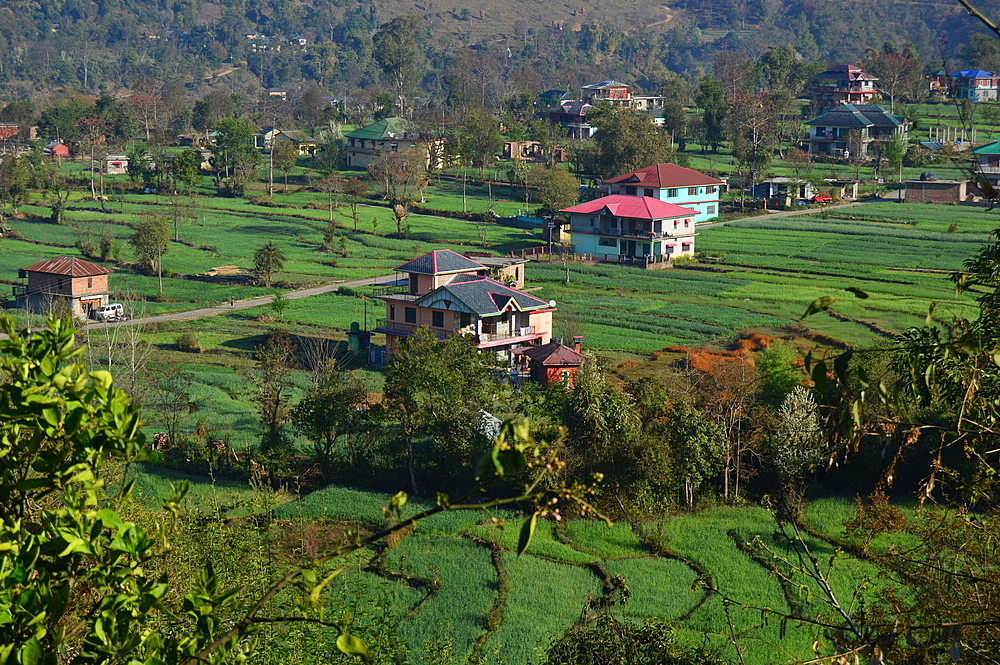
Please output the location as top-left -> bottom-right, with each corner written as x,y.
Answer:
562,195 -> 698,266
602,163 -> 724,222
513,337 -> 585,388
373,249 -> 554,359
14,256 -> 112,318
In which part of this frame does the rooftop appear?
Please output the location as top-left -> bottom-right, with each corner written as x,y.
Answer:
605,163 -> 725,188
394,249 -> 486,276
561,194 -> 698,220
806,104 -> 906,128
24,256 -> 112,277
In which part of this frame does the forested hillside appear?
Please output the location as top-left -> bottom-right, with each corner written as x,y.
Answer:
0,0 -> 986,104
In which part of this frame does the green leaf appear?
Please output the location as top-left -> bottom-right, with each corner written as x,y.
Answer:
336,634 -> 372,660
19,636 -> 42,665
389,491 -> 407,516
925,301 -> 937,327
802,295 -> 836,319
843,286 -> 869,299
309,568 -> 344,607
516,512 -> 538,556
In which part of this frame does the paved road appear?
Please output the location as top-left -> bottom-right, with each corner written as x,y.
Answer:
83,273 -> 403,331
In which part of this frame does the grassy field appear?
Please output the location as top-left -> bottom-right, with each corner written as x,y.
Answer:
125,463 -> 906,665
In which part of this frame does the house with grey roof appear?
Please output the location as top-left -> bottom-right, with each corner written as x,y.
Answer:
804,104 -> 908,158
373,249 -> 554,360
344,117 -> 445,170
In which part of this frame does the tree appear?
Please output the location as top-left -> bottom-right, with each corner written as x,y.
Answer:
862,43 -> 920,112
372,16 -> 423,111
210,117 -> 259,195
542,616 -> 723,665
273,140 -> 298,192
291,369 -> 369,479
170,149 -> 203,194
384,327 -> 500,494
661,402 -> 725,507
768,386 -> 824,511
243,332 -> 297,454
130,212 -> 169,290
461,108 -> 503,180
587,108 -> 674,179
368,146 -> 426,212
253,241 -> 286,288
528,165 -> 579,216
695,76 -> 727,152
339,177 -> 370,230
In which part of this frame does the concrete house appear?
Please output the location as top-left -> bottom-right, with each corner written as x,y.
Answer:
14,256 -> 112,318
513,337 -> 585,388
344,117 -> 445,170
374,250 -> 554,360
804,104 -> 908,157
562,195 -> 698,267
807,64 -> 880,114
602,163 -> 724,222
950,69 -> 999,101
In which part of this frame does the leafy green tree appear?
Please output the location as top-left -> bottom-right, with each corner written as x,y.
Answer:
210,117 -> 259,195
372,15 -> 423,108
661,402 -> 725,507
170,149 -> 203,193
528,165 -> 579,217
461,108 -> 503,180
0,154 -> 30,220
130,211 -> 170,276
384,327 -> 500,494
586,108 -> 674,179
768,385 -> 824,512
542,616 -> 723,665
291,369 -> 369,478
339,176 -> 370,230
244,332 -> 297,455
272,140 -> 299,193
253,240 -> 286,288
695,76 -> 727,152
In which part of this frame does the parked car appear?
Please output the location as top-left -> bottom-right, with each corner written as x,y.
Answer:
812,193 -> 833,203
93,303 -> 127,322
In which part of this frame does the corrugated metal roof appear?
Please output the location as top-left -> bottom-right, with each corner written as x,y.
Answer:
561,194 -> 697,220
394,250 -> 486,276
23,256 -> 112,277
605,163 -> 724,188
515,341 -> 584,365
346,117 -> 422,141
415,275 -> 549,316
805,104 -> 905,128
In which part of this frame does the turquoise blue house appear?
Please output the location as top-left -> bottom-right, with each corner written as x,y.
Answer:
602,163 -> 724,223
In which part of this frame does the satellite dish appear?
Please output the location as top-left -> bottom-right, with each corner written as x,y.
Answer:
549,300 -> 557,307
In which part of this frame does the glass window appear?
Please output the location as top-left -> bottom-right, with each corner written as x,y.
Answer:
432,310 -> 444,328
625,186 -> 636,195
598,237 -> 617,247
460,312 -> 472,327
644,188 -> 654,197
688,187 -> 697,196
668,188 -> 678,197
708,205 -> 716,214
405,307 -> 417,323
389,305 -> 395,320
87,277 -> 93,288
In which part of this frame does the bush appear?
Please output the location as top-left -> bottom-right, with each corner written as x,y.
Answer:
176,332 -> 203,353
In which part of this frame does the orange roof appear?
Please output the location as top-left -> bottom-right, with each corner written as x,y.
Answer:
24,256 -> 112,277
604,163 -> 724,188
561,195 -> 697,220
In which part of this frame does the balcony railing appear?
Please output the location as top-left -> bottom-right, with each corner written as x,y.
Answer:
592,228 -> 669,239
480,326 -> 536,343
979,165 -> 1000,174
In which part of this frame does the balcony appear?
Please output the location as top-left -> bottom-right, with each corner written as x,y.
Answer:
592,227 -> 667,239
480,326 -> 536,343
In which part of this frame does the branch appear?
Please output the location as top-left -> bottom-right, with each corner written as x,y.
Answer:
956,0 -> 1000,39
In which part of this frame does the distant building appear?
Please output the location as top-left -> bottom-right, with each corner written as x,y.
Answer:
513,337 -> 585,388
548,100 -> 596,139
562,194 -> 698,266
804,104 -> 908,157
373,250 -> 554,360
104,154 -> 129,175
14,256 -> 112,319
344,117 -> 445,170
950,69 -> 999,101
973,134 -> 1000,187
905,178 -> 981,204
603,163 -> 725,222
807,64 -> 880,114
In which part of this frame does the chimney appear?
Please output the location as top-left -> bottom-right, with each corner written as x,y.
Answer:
573,336 -> 583,353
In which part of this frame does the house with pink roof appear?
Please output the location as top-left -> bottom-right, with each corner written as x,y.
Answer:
602,163 -> 724,222
562,195 -> 698,266
373,249 -> 554,359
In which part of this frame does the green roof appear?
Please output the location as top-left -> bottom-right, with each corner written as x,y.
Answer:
973,136 -> 1000,155
345,117 -> 417,141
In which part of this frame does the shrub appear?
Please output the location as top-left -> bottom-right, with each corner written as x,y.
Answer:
176,332 -> 203,353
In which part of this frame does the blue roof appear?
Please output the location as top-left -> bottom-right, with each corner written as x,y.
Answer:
951,69 -> 995,78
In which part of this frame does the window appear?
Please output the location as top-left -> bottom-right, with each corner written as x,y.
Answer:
389,305 -> 396,320
87,277 -> 93,288
405,307 -> 417,323
625,186 -> 636,195
432,311 -> 444,328
707,205 -> 716,214
685,219 -> 690,228
707,185 -> 716,194
653,220 -> 661,233
668,188 -> 678,197
644,188 -> 654,197
460,312 -> 472,328
688,187 -> 698,196
598,237 -> 617,247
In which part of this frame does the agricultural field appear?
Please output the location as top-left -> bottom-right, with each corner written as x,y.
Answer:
125,464 -> 901,665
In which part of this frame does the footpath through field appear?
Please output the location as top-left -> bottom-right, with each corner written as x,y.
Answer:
698,200 -> 869,228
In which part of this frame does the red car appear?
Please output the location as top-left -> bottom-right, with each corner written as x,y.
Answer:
812,194 -> 833,203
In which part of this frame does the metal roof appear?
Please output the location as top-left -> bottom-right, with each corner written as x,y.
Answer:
514,341 -> 584,366
561,194 -> 698,220
393,250 -> 486,276
23,256 -> 112,277
345,117 -> 423,141
605,163 -> 725,188
415,275 -> 550,316
805,104 -> 905,128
